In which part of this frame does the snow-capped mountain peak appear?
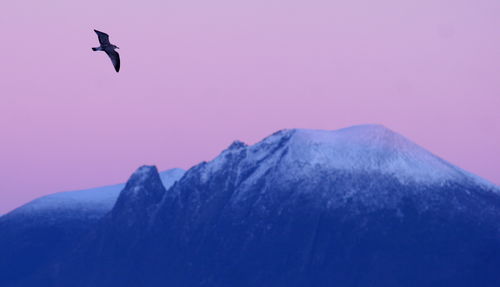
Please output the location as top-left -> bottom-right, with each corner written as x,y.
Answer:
283,125 -> 461,183
196,124 -> 492,190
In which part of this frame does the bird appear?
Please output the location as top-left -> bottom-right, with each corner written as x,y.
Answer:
92,29 -> 120,72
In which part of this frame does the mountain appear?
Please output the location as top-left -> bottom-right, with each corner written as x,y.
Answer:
4,125 -> 500,287
0,168 -> 185,287
143,125 -> 500,287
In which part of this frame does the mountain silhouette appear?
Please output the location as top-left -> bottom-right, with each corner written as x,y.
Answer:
1,125 -> 499,287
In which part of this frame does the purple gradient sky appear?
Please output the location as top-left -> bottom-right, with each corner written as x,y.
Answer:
0,0 -> 499,213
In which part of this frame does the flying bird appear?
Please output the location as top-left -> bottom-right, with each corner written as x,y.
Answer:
92,30 -> 120,72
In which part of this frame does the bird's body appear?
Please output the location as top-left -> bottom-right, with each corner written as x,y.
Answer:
92,30 -> 120,72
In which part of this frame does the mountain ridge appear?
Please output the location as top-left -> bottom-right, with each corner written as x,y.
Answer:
0,168 -> 186,287
2,124 -> 500,287
1,168 -> 186,222
196,125 -> 495,186
167,125 -> 497,216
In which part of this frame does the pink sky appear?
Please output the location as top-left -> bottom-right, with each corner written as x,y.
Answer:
0,0 -> 499,214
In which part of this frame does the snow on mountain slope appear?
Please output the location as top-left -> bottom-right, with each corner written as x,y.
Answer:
1,168 -> 185,222
159,168 -> 186,189
199,124 -> 495,188
175,124 -> 499,214
5,183 -> 125,221
0,167 -> 185,287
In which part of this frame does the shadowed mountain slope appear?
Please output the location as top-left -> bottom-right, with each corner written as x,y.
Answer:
4,125 -> 500,287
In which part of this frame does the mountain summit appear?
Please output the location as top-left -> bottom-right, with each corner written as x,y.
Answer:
112,166 -> 166,214
169,124 -> 496,215
199,124 -> 489,186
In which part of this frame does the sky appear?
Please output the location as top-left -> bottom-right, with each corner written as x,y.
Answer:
0,0 -> 499,214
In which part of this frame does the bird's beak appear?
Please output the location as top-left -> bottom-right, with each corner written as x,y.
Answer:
117,47 -> 120,49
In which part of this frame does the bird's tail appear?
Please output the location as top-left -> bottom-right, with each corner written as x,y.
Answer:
92,47 -> 99,51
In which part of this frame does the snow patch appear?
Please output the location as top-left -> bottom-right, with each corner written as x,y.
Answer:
196,124 -> 496,189
3,168 -> 185,220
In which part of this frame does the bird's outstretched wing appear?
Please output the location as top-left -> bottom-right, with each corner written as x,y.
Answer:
105,50 -> 120,72
94,29 -> 110,45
